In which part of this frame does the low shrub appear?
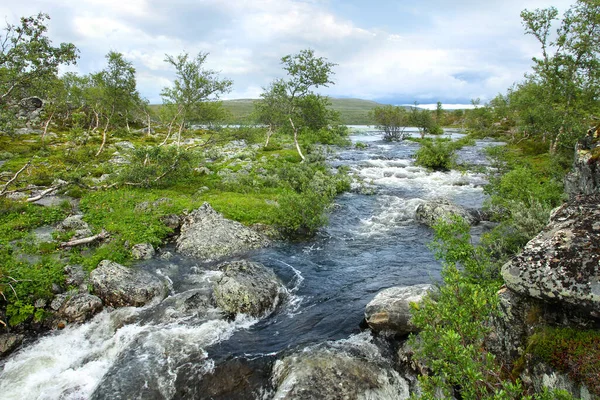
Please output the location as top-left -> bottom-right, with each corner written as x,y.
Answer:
414,139 -> 457,171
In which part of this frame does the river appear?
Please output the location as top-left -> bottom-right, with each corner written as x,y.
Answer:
0,127 -> 496,399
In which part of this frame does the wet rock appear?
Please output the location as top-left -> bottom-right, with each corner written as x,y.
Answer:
213,260 -> 284,317
415,198 -> 480,227
57,293 -> 103,324
175,356 -> 275,400
131,243 -> 155,260
271,333 -> 410,400
564,127 -> 600,198
90,260 -> 167,307
176,202 -> 269,262
501,195 -> 600,316
0,333 -> 24,358
365,284 -> 433,335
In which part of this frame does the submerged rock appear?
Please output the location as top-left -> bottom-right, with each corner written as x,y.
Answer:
415,198 -> 480,227
213,260 -> 284,317
365,284 -> 433,335
501,195 -> 600,316
271,333 -> 410,400
176,202 -> 269,262
90,260 -> 167,307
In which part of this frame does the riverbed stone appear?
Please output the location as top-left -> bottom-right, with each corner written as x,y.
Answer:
365,284 -> 433,335
501,194 -> 600,316
176,202 -> 269,262
415,198 -> 480,227
0,333 -> 24,358
213,260 -> 284,317
90,260 -> 166,307
57,293 -> 103,324
271,334 -> 410,400
131,243 -> 155,260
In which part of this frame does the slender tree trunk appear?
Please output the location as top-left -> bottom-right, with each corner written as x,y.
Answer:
289,117 -> 305,162
177,120 -> 184,148
95,117 -> 110,157
41,111 -> 54,143
265,125 -> 273,147
126,111 -> 130,132
93,110 -> 100,132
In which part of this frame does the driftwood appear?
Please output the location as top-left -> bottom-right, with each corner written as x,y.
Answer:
0,160 -> 31,195
60,229 -> 109,248
26,185 -> 63,202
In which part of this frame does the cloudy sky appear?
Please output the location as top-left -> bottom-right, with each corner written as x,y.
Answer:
1,0 -> 575,107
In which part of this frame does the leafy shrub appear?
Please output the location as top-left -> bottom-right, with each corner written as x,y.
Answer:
118,145 -> 195,188
414,139 -> 457,171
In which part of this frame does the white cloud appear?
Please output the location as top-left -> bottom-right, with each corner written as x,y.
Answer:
0,0 -> 577,104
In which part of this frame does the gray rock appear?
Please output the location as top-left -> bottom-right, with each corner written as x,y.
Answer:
57,215 -> 89,232
131,243 -> 155,260
271,333 -> 410,400
415,198 -> 479,227
501,195 -> 600,316
34,298 -> 47,308
365,284 -> 433,335
57,293 -> 103,323
213,260 -> 283,317
114,141 -> 135,151
176,203 -> 269,262
160,214 -> 181,231
90,260 -> 167,307
50,294 -> 68,311
564,127 -> 600,198
65,264 -> 86,288
5,192 -> 28,201
523,362 -> 594,400
0,333 -> 24,358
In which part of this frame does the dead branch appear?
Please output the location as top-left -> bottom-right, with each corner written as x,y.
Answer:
60,229 -> 109,248
26,184 -> 63,202
0,160 -> 31,196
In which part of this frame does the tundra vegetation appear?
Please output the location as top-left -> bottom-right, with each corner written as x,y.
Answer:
0,1 -> 599,398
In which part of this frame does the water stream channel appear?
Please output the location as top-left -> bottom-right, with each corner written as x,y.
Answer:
0,128 -> 497,399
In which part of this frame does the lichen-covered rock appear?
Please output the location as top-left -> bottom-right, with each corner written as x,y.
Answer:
564,126 -> 600,198
0,333 -> 24,358
176,203 -> 269,262
57,293 -> 103,323
131,243 -> 155,260
365,284 -> 432,335
90,260 -> 166,307
213,260 -> 283,317
57,215 -> 92,239
271,333 -> 410,400
521,362 -> 594,400
415,198 -> 480,227
501,195 -> 600,316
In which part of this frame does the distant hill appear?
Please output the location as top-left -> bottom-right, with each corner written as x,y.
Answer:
221,97 -> 386,125
150,98 -> 393,125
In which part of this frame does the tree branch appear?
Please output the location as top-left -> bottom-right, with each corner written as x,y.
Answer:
0,160 -> 31,195
60,229 -> 109,248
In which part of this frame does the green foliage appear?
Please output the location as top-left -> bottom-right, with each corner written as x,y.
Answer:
409,105 -> 443,137
527,328 -> 600,396
414,139 -> 457,171
371,105 -> 409,141
117,145 -> 195,188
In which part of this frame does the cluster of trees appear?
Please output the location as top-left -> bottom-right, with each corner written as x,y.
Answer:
0,13 -> 344,162
463,0 -> 600,154
370,102 -> 444,141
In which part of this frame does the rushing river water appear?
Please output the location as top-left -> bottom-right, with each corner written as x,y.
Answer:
0,127 -> 497,399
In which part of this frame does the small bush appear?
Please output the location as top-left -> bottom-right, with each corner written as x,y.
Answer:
414,139 -> 457,170
118,145 -> 195,188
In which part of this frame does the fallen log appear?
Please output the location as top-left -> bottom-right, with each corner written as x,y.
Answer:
60,229 -> 109,248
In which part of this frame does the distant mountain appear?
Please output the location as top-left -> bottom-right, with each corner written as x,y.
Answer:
221,97 -> 388,125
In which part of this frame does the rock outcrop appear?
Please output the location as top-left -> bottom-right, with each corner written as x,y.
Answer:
213,260 -> 284,317
56,293 -> 103,323
564,126 -> 600,198
271,333 -> 410,400
365,284 -> 433,335
415,198 -> 482,227
131,243 -> 155,260
501,194 -> 600,317
90,260 -> 166,307
176,203 -> 269,262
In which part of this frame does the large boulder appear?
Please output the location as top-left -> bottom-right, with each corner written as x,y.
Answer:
213,260 -> 284,317
365,284 -> 433,335
271,333 -> 410,400
176,202 -> 269,262
501,195 -> 600,317
415,198 -> 480,227
564,126 -> 600,198
57,293 -> 103,324
90,260 -> 167,307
